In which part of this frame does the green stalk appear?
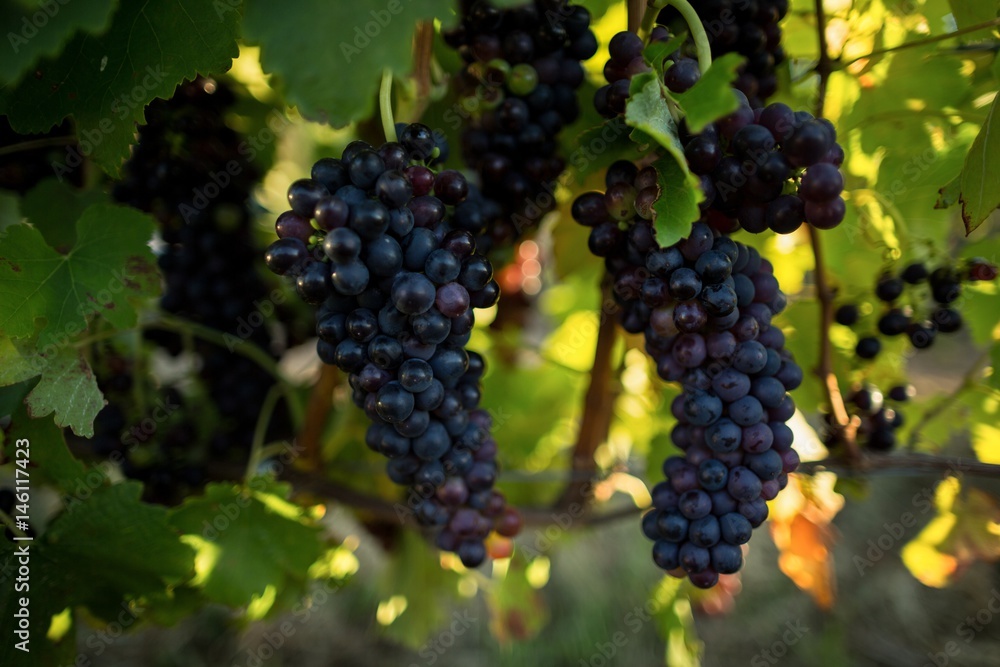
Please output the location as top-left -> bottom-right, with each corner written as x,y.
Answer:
380,68 -> 398,143
639,3 -> 660,38
646,0 -> 713,74
154,313 -> 305,429
245,384 -> 283,480
665,0 -> 712,73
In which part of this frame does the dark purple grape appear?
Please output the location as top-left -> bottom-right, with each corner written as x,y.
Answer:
665,58 -> 701,93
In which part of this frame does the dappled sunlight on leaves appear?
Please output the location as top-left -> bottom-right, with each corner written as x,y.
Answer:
902,477 -> 1000,587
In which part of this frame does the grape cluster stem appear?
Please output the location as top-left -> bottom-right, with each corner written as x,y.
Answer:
553,283 -> 620,512
300,365 -> 341,469
808,0 -> 861,464
641,0 -> 712,74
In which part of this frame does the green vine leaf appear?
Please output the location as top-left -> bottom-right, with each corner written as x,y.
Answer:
570,117 -> 644,181
0,482 -> 196,665
20,178 -> 109,250
169,481 -> 324,608
937,92 -> 1000,234
43,482 -> 195,615
652,155 -> 700,246
4,342 -> 105,437
673,52 -> 744,133
948,0 -> 1000,40
243,0 -> 454,127
0,0 -> 118,86
957,92 -> 1000,234
642,33 -> 688,78
0,0 -> 241,175
936,174 -> 961,209
2,403 -> 87,494
625,73 -> 703,243
0,204 -> 159,350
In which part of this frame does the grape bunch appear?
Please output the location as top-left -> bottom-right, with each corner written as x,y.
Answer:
573,164 -> 803,588
73,351 -> 214,505
113,78 -> 290,460
686,98 -> 847,234
824,383 -> 911,452
263,123 -> 521,566
835,257 -> 998,360
658,0 -> 788,106
591,31 -> 847,235
113,79 -> 265,328
445,0 -> 597,252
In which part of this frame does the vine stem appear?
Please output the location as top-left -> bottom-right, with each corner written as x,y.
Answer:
72,326 -> 131,349
153,314 -> 305,429
639,3 -> 659,39
299,364 -> 340,469
207,452 -> 1000,530
629,0 -> 645,34
552,282 -> 620,512
844,17 -> 1000,67
0,136 -> 76,158
808,225 -> 860,461
245,384 -> 283,480
813,0 -> 832,118
644,0 -> 713,74
380,68 -> 397,143
410,21 -> 435,120
809,0 -> 860,463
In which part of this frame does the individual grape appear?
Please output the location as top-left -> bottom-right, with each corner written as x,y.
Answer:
392,273 -> 437,314
324,227 -> 363,263
731,124 -> 775,160
875,274 -> 904,302
803,196 -> 846,229
933,307 -> 962,333
765,195 -> 804,234
877,309 -> 910,336
710,543 -> 743,574
275,211 -> 315,243
854,335 -> 881,359
688,515 -> 721,547
652,540 -> 681,570
697,459 -> 729,492
678,489 -> 713,520
901,262 -> 928,284
664,58 -> 701,93
265,238 -> 309,276
288,179 -> 328,217
657,511 -> 690,542
434,170 -> 469,205
907,322 -> 936,349
685,136 -> 722,175
679,542 -> 711,573
669,268 -> 703,300
835,304 -> 859,326
799,162 -> 844,202
609,31 -> 644,63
